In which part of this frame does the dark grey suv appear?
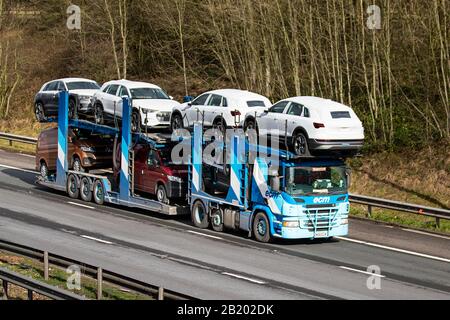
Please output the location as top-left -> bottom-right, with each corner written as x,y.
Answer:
34,78 -> 100,122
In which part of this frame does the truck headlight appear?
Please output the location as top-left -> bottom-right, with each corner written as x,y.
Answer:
341,218 -> 349,225
167,176 -> 183,183
282,221 -> 300,228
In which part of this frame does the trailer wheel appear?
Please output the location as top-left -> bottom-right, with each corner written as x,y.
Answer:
93,180 -> 105,205
39,161 -> 49,179
253,212 -> 272,243
211,209 -> 224,232
191,201 -> 209,229
80,177 -> 93,202
67,174 -> 79,199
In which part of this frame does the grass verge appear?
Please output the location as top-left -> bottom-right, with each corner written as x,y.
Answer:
0,251 -> 151,300
350,205 -> 450,234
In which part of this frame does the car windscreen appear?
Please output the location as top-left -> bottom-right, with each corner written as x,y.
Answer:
130,88 -> 170,100
247,100 -> 267,107
66,82 -> 100,90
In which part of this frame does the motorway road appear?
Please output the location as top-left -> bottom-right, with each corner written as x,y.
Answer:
0,149 -> 449,300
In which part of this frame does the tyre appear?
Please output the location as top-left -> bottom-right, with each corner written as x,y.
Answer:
67,174 -> 79,199
72,157 -> 85,173
156,184 -> 169,205
213,119 -> 226,138
131,110 -> 141,133
211,209 -> 224,232
253,212 -> 272,243
69,99 -> 77,120
80,177 -> 93,202
94,103 -> 104,125
39,161 -> 49,179
93,180 -> 105,205
292,132 -> 310,157
171,113 -> 184,132
244,119 -> 257,134
191,200 -> 209,229
35,102 -> 46,122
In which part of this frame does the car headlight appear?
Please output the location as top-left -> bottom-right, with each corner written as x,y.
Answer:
167,176 -> 183,183
79,95 -> 91,100
81,147 -> 95,153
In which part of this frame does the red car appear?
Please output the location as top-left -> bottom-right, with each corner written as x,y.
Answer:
114,142 -> 188,204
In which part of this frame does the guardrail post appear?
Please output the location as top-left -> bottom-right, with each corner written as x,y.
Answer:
28,289 -> 34,300
9,140 -> 12,147
44,251 -> 49,281
2,280 -> 8,300
436,217 -> 441,229
158,287 -> 164,300
97,267 -> 102,300
367,205 -> 372,218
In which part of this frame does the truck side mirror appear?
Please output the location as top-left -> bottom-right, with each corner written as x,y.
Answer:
346,168 -> 352,188
271,176 -> 281,193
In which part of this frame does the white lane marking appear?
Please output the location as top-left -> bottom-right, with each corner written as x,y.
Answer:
336,237 -> 450,263
401,228 -> 450,240
187,230 -> 223,240
0,164 -> 37,174
222,272 -> 266,285
80,235 -> 113,245
68,201 -> 95,210
340,266 -> 386,278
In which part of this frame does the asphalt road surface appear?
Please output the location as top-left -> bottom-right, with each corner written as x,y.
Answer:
0,149 -> 449,300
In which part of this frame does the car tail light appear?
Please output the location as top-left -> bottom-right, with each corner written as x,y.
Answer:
314,122 -> 325,129
231,110 -> 241,117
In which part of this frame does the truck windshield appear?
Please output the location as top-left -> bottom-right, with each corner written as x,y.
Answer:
285,166 -> 347,196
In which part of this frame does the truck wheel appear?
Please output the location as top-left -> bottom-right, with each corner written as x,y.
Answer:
80,177 -> 93,202
156,184 -> 169,205
93,180 -> 105,205
211,209 -> 224,232
67,174 -> 79,199
253,212 -> 272,243
191,201 -> 209,229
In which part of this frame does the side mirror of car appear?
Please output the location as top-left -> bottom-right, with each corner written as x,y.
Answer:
264,109 -> 270,114
169,96 -> 174,100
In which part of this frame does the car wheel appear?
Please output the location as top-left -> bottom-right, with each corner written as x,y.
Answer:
293,132 -> 310,157
94,104 -> 104,125
131,110 -> 141,133
253,212 -> 272,243
213,119 -> 226,138
80,177 -> 93,202
67,174 -> 79,199
73,157 -> 85,173
171,113 -> 183,132
191,200 -> 210,229
156,184 -> 169,205
211,209 -> 224,232
39,161 -> 49,179
69,99 -> 77,120
93,180 -> 105,205
35,102 -> 46,122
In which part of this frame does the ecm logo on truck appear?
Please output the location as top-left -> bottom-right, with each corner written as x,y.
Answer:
36,91 -> 352,243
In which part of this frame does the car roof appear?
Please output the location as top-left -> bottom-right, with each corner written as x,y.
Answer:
284,96 -> 353,112
205,89 -> 268,100
103,79 -> 161,89
51,78 -> 97,83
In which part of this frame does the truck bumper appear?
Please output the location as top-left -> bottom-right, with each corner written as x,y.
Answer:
274,224 -> 349,240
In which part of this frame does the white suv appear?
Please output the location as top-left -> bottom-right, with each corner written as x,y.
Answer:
92,80 -> 180,131
170,89 -> 271,132
244,96 -> 365,156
